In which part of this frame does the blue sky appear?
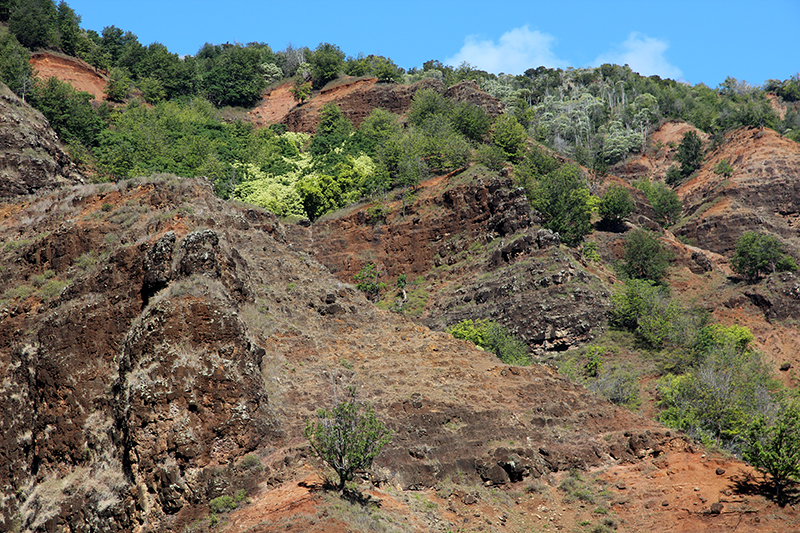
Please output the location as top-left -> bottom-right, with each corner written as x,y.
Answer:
67,0 -> 799,87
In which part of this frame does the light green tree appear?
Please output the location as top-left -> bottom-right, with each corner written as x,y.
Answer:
744,402 -> 800,505
305,388 -> 393,492
489,114 -> 527,161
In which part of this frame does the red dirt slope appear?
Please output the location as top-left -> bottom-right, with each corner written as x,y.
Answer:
30,52 -> 107,101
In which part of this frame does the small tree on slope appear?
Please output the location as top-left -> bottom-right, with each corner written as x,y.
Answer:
305,387 -> 393,491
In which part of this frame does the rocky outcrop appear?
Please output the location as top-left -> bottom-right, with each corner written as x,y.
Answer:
444,80 -> 505,116
304,173 -> 611,352
0,82 -> 83,198
675,127 -> 800,256
0,176 -> 672,532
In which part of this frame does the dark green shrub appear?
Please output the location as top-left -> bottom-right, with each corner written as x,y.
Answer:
353,262 -> 386,301
209,495 -> 237,514
621,229 -> 672,283
730,231 -> 797,281
598,184 -> 634,225
475,144 -> 508,170
634,179 -> 682,227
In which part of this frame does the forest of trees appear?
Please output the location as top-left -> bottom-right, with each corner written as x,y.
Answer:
0,0 -> 798,229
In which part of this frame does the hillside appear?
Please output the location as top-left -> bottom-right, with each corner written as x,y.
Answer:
2,174 -> 797,533
2,43 -> 800,533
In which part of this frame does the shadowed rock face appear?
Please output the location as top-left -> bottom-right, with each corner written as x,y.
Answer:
0,82 -> 83,198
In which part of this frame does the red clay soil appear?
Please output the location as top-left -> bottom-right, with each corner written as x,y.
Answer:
30,52 -> 108,101
248,78 -> 379,128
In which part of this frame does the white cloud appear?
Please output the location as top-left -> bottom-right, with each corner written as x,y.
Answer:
446,25 -> 567,75
594,32 -> 683,80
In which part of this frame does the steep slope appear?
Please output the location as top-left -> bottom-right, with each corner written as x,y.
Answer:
0,82 -> 83,197
674,126 -> 800,256
0,176 -> 684,533
292,169 -> 611,354
30,52 -> 108,101
254,78 -> 503,133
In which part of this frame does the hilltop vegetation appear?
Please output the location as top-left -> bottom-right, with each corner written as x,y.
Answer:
1,0 -> 799,223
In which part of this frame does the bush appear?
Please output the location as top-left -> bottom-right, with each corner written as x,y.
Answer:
451,101 -> 491,142
305,388 -> 393,491
475,144 -> 508,170
209,495 -> 237,514
0,31 -> 34,98
621,229 -> 672,283
589,366 -> 639,407
635,179 -> 681,227
598,184 -> 634,225
730,231 -> 797,281
489,114 -> 527,161
675,130 -> 703,180
447,318 -> 531,365
609,279 -> 702,348
353,262 -> 386,302
529,164 -> 592,247
744,402 -> 800,505
657,330 -> 776,447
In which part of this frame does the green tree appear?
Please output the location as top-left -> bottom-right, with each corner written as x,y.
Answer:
289,76 -> 311,103
305,388 -> 393,492
309,103 -> 353,156
407,87 -> 452,127
530,164 -> 592,246
31,76 -> 101,146
309,42 -> 344,89
55,0 -> 81,56
0,30 -> 34,98
104,67 -> 131,102
137,76 -> 166,103
0,0 -> 18,22
451,102 -> 491,142
635,179 -> 682,227
8,0 -> 57,49
730,232 -> 798,281
353,262 -> 385,301
201,44 -> 267,107
372,56 -> 403,83
675,130 -> 703,180
598,184 -> 634,226
744,403 -> 800,505
357,108 -> 401,151
713,158 -> 734,178
622,229 -> 672,283
489,113 -> 527,161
